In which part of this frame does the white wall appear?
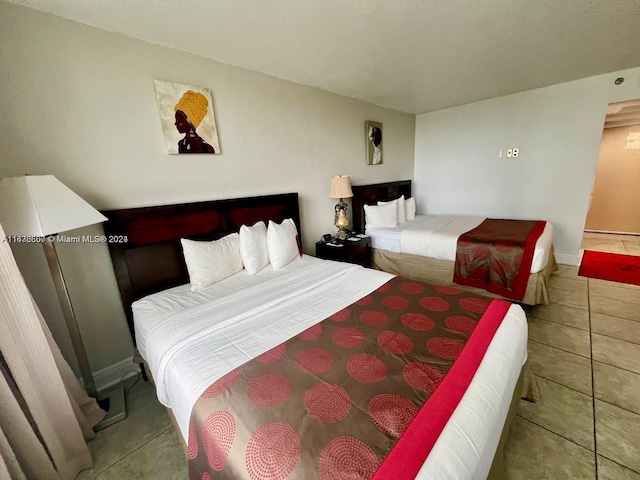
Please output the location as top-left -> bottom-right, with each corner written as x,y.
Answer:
414,67 -> 640,265
0,1 -> 415,378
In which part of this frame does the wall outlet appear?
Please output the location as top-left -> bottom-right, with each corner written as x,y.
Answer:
513,148 -> 519,158
506,149 -> 513,158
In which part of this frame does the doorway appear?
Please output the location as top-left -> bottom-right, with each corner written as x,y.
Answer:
582,98 -> 640,256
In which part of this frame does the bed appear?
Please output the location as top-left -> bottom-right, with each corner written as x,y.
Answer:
352,180 -> 558,305
103,193 -> 528,480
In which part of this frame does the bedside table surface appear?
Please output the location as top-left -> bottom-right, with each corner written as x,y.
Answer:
315,236 -> 371,267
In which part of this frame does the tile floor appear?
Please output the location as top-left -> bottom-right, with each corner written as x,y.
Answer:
76,232 -> 640,479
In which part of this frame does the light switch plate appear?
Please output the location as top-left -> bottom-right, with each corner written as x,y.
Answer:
506,149 -> 513,158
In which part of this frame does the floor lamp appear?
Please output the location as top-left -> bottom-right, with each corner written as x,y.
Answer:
0,175 -> 126,430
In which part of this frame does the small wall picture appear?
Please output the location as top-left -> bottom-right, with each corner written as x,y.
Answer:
154,80 -> 221,154
365,120 -> 382,165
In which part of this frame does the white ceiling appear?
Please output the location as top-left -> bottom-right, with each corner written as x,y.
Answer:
9,0 -> 640,114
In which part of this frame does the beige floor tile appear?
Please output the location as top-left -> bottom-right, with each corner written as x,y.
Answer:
548,275 -> 588,294
95,428 -> 187,480
528,319 -> 591,357
589,277 -> 640,293
527,341 -> 592,395
593,361 -> 640,415
504,417 -> 595,480
592,334 -> 640,374
517,376 -> 594,450
592,312 -> 640,345
597,456 -> 640,480
589,282 -> 640,304
88,379 -> 172,473
554,264 -> 581,279
596,400 -> 640,473
529,303 -> 589,331
590,295 -> 640,323
547,286 -> 589,310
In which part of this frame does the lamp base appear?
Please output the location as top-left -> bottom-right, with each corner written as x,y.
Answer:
94,383 -> 127,431
334,229 -> 350,241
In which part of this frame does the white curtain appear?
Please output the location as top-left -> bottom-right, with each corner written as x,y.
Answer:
0,222 -> 105,480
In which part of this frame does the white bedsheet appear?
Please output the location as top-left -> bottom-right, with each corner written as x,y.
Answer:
133,255 -> 527,480
367,215 -> 553,273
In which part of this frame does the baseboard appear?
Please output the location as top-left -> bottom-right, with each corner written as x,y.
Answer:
555,253 -> 581,266
78,356 -> 141,392
584,229 -> 640,236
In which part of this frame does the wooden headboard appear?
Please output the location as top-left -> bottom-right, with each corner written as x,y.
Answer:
102,193 -> 300,342
352,180 -> 412,233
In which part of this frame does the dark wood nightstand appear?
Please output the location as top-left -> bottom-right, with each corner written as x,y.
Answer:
316,236 -> 371,268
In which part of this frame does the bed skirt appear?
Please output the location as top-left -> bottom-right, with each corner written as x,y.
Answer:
372,245 -> 558,306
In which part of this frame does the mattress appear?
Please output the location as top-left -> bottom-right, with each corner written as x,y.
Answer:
133,255 -> 527,480
367,215 -> 554,273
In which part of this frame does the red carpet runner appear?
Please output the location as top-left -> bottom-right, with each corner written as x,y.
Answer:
579,250 -> 640,287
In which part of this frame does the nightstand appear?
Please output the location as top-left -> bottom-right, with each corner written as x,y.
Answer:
316,236 -> 371,268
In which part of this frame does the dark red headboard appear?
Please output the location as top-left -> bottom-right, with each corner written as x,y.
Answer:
352,180 -> 412,233
102,193 -> 300,342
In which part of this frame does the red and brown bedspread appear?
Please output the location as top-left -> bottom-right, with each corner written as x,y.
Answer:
453,219 -> 547,301
187,277 -> 512,480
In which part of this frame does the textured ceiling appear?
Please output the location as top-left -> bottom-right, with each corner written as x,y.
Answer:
8,0 -> 640,114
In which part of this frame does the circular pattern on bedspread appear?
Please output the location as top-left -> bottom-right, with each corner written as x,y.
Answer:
332,327 -> 365,348
256,344 -> 286,364
445,315 -> 478,335
369,394 -> 419,438
246,422 -> 300,480
382,295 -> 410,310
201,411 -> 235,471
330,308 -> 351,322
346,353 -> 387,383
298,324 -> 322,341
376,282 -> 392,293
427,337 -> 464,361
403,362 -> 445,392
401,312 -> 434,331
319,436 -> 380,480
187,421 -> 198,459
459,297 -> 489,314
399,282 -> 426,295
202,369 -> 240,398
304,384 -> 351,423
433,285 -> 462,296
296,348 -> 334,374
377,331 -> 414,354
202,473 -> 212,480
359,310 -> 390,327
419,296 -> 451,312
356,294 -> 373,306
247,373 -> 291,407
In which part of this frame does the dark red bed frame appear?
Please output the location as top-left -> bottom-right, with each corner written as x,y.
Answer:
102,193 -> 300,344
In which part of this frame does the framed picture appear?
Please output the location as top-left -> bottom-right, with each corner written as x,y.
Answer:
365,120 -> 382,165
154,80 -> 221,155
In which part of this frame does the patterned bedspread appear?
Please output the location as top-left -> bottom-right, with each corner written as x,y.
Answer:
453,219 -> 547,301
187,277 -> 511,480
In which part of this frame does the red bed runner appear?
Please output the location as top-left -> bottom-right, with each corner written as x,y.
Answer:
187,278 -> 512,480
453,218 -> 546,301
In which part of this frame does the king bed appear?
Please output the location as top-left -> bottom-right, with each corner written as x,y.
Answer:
103,192 -> 528,480
352,180 -> 558,305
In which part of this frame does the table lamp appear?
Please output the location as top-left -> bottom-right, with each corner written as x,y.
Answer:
329,175 -> 353,241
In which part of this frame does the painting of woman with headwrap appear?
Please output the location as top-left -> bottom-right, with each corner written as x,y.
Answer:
154,80 -> 221,155
365,120 -> 382,165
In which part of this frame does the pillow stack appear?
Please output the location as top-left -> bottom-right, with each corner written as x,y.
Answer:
364,195 -> 417,229
180,218 -> 301,290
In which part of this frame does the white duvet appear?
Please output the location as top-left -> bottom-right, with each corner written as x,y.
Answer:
134,255 -> 527,480
367,215 -> 554,274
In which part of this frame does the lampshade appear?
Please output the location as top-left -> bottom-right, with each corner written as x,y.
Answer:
329,175 -> 353,199
0,175 -> 107,236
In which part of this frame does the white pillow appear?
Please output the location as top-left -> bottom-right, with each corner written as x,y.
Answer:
181,233 -> 243,291
405,197 -> 416,220
267,218 -> 300,270
364,202 -> 398,229
239,221 -> 269,274
378,195 -> 406,224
